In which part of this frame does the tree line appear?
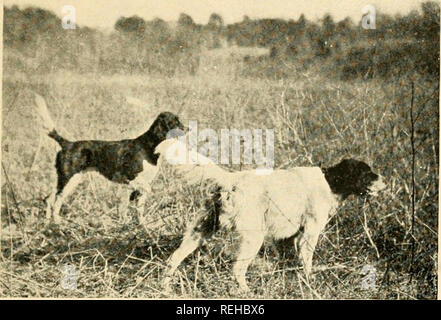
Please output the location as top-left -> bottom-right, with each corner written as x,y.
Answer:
3,2 -> 440,79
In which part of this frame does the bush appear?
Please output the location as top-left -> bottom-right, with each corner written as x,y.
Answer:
336,40 -> 439,80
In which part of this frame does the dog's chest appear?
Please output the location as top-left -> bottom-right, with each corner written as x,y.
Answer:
97,142 -> 156,183
131,159 -> 158,187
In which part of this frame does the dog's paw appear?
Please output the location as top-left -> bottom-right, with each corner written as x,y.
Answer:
129,190 -> 142,202
162,276 -> 174,296
229,284 -> 253,298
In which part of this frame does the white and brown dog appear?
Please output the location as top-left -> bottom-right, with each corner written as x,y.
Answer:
155,139 -> 386,292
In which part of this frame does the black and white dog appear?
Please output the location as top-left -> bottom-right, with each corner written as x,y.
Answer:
155,139 -> 386,292
34,94 -> 184,224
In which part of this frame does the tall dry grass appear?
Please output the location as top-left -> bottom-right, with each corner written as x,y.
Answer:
1,49 -> 438,298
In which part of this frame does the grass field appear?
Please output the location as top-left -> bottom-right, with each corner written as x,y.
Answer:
1,57 -> 438,298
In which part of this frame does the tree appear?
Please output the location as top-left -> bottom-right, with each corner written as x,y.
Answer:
207,13 -> 224,29
178,13 -> 195,28
322,14 -> 335,38
204,13 -> 224,48
421,1 -> 440,39
4,6 -> 62,49
336,17 -> 355,39
146,18 -> 171,43
297,14 -> 306,29
115,16 -> 146,35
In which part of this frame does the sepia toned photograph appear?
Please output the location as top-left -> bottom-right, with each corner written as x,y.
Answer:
1,0 -> 439,300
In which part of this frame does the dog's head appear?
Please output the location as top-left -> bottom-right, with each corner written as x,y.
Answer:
149,112 -> 185,143
323,158 -> 386,199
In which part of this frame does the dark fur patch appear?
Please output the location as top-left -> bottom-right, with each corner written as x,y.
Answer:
275,225 -> 305,259
194,186 -> 223,236
322,158 -> 379,199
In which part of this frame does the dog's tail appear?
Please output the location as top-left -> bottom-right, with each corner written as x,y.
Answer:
34,94 -> 69,147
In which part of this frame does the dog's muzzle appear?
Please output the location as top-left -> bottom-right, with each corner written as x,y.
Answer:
368,175 -> 387,196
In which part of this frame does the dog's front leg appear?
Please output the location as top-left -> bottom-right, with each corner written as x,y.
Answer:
44,192 -> 56,222
128,160 -> 159,225
232,230 -> 264,293
296,222 -> 322,279
128,185 -> 150,225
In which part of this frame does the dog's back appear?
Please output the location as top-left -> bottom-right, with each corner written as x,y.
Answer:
225,168 -> 336,240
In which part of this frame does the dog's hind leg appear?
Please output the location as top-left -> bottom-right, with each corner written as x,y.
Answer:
163,190 -> 222,293
49,173 -> 83,224
163,207 -> 220,291
163,228 -> 204,291
232,230 -> 264,293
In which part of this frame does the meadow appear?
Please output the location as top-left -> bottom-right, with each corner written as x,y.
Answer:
1,48 -> 438,298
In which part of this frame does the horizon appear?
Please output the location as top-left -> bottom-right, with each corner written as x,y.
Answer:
3,0 -> 432,31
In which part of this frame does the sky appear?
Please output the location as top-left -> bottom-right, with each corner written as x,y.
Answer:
4,0 -> 431,31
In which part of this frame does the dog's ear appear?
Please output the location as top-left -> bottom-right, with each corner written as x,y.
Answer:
330,158 -> 352,176
149,112 -> 184,142
324,158 -> 368,198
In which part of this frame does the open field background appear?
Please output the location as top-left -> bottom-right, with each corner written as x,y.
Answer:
1,2 -> 439,299
2,68 -> 438,298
